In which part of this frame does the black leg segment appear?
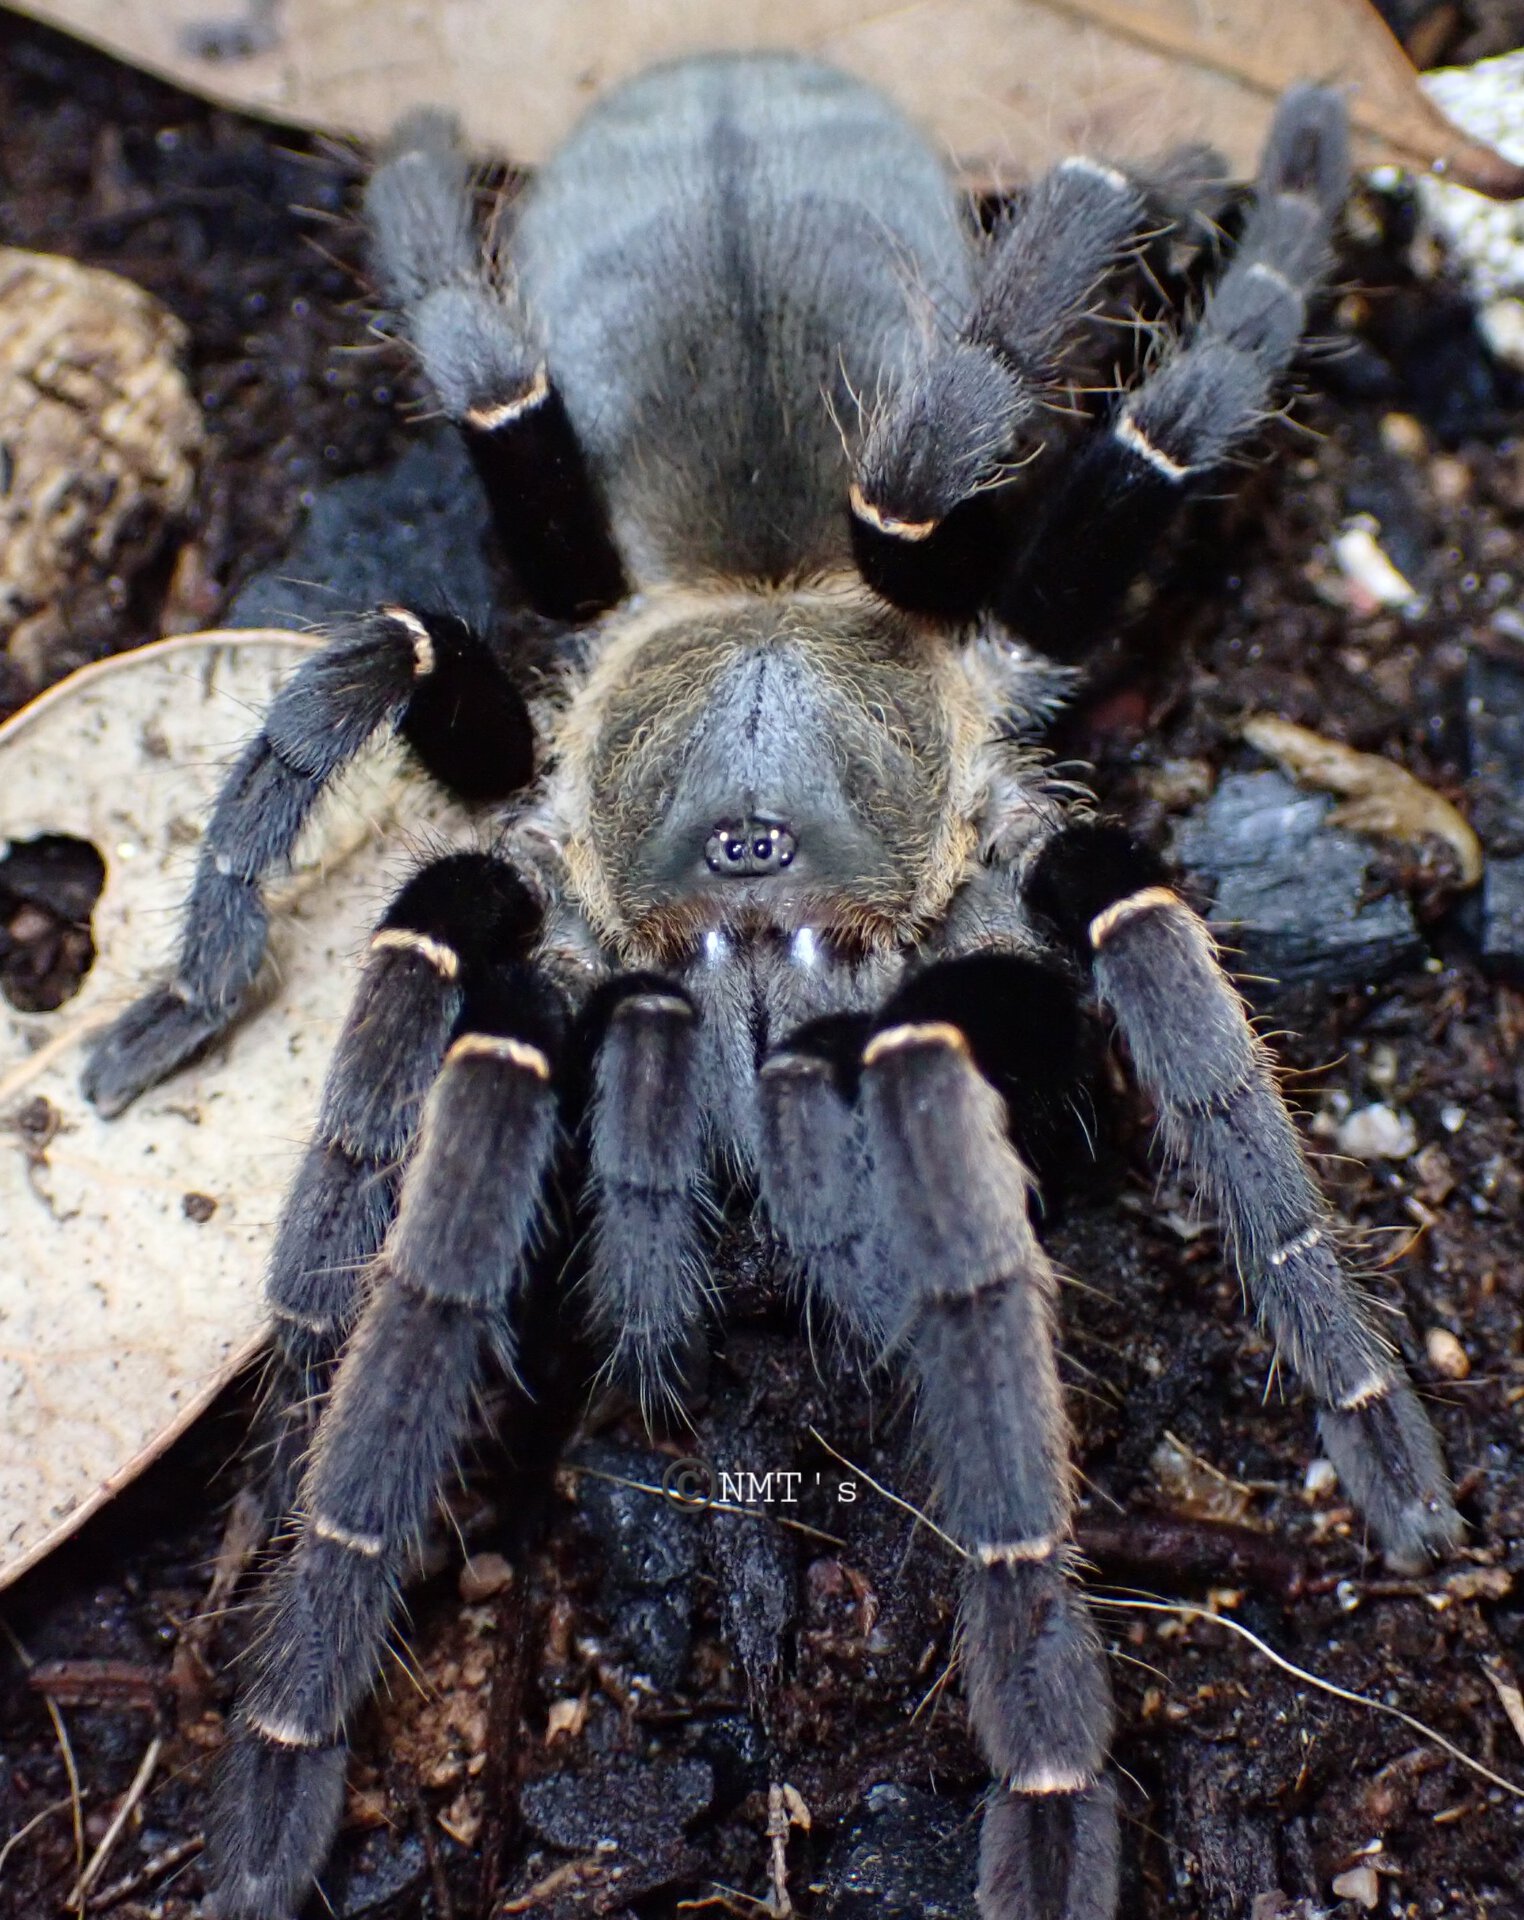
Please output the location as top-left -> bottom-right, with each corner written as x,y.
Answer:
258,851 -> 548,1518
996,88 -> 1349,659
851,153 -> 1146,621
581,976 -> 712,1407
81,609 -> 536,1115
206,966 -> 564,1919
366,112 -> 626,620
760,998 -> 1120,1919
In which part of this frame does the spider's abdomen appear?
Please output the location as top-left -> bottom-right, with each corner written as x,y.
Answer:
511,53 -> 973,589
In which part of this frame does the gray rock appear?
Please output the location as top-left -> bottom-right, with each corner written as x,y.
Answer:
570,1439 -> 697,1691
519,1755 -> 713,1856
227,429 -> 495,631
1171,770 -> 1424,998
818,1782 -> 978,1918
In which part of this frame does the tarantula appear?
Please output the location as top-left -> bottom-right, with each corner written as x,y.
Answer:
82,52 -> 1462,1920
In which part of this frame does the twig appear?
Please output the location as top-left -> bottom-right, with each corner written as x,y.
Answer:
46,1694 -> 85,1916
0,1794 -> 74,1878
412,1791 -> 455,1920
765,1783 -> 793,1917
4,1617 -> 85,1907
68,1735 -> 162,1906
1075,1511 -> 1311,1602
1105,1597 -> 1524,1802
804,1428 -> 966,1557
29,1660 -> 169,1712
84,1835 -> 202,1913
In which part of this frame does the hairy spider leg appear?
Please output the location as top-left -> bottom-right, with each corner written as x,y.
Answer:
258,853 -> 545,1520
366,111 -> 627,620
850,150 -> 1147,619
81,608 -> 534,1116
580,975 -> 715,1407
1026,821 -> 1463,1565
761,1008 -> 1118,1920
206,859 -> 567,1920
997,86 -> 1349,658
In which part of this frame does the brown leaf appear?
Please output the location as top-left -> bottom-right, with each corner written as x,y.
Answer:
1241,715 -> 1484,887
12,0 -> 1523,194
0,632 -> 473,1589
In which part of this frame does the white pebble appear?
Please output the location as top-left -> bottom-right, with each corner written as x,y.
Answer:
1336,1103 -> 1418,1161
1425,1327 -> 1470,1380
1305,1458 -> 1340,1497
1332,517 -> 1424,615
1331,1864 -> 1380,1909
1415,50 -> 1524,334
1480,296 -> 1524,371
458,1551 -> 513,1602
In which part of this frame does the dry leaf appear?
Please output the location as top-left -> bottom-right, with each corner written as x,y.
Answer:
13,0 -> 1524,195
1242,715 -> 1484,888
0,632 -> 473,1589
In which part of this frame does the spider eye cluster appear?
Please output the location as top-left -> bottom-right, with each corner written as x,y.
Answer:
704,818 -> 798,877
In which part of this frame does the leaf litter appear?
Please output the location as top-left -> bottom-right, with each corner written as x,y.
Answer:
0,631 -> 474,1588
12,0 -> 1524,193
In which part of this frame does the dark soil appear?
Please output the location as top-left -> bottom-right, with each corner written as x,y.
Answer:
3,8 -> 1524,1920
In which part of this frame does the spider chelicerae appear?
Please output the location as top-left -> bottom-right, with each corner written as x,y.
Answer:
81,51 -> 1462,1920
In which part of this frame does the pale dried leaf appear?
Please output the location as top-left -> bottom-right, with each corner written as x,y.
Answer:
13,0 -> 1524,195
0,632 -> 473,1589
1242,714 -> 1484,887
1483,1656 -> 1524,1752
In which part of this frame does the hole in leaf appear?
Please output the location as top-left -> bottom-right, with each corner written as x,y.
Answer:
0,833 -> 107,1013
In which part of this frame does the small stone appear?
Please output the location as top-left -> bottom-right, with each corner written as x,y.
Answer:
1425,1328 -> 1471,1380
1430,454 -> 1473,505
1331,1864 -> 1380,1908
1142,757 -> 1214,809
228,430 -> 494,632
437,1787 -> 481,1848
545,1695 -> 587,1743
458,1552 -> 513,1602
1332,516 -> 1423,616
1170,772 -> 1423,1002
181,1191 -> 217,1223
1304,1458 -> 1340,1497
1335,1103 -> 1418,1160
1378,411 -> 1426,460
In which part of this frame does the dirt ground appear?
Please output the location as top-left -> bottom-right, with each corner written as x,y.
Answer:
2,7 -> 1523,1918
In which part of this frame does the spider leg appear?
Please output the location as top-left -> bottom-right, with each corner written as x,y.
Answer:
761,993 -> 1118,1920
366,112 -> 626,619
260,852 -> 545,1519
850,152 -> 1146,619
81,607 -> 532,1115
581,977 -> 713,1406
756,1011 -> 884,1343
1027,822 -> 1462,1565
206,943 -> 566,1920
996,86 -> 1347,659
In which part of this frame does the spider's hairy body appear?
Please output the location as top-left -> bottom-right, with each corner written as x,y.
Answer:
540,575 -> 1012,963
508,57 -> 973,588
80,50 -> 1463,1920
